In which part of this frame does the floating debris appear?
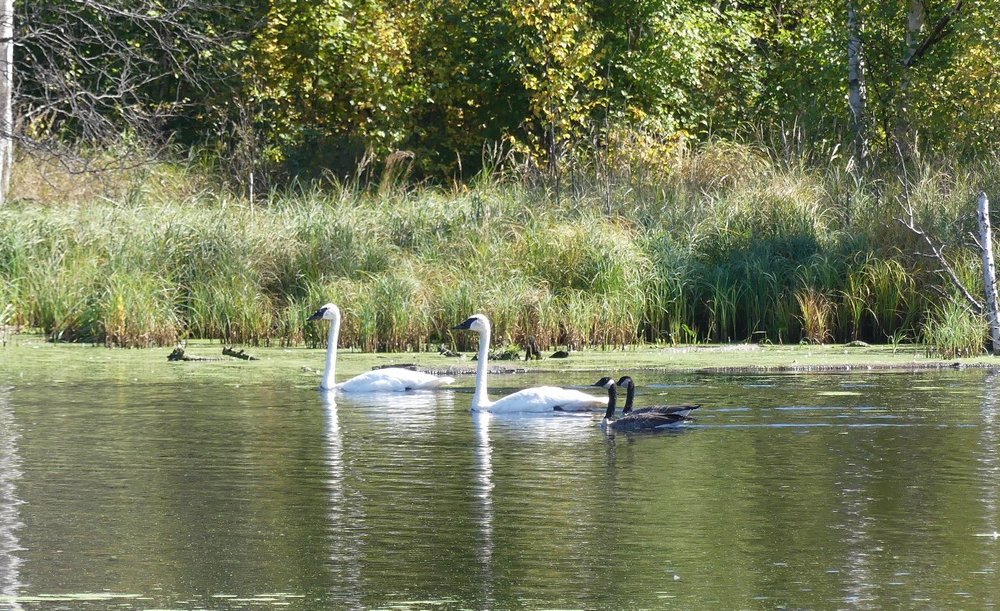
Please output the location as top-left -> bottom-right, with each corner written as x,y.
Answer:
223,346 -> 258,360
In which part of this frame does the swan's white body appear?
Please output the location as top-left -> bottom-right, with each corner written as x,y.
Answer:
309,303 -> 455,392
453,314 -> 606,413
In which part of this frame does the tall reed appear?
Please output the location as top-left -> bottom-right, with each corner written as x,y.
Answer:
3,139 -> 992,350
921,300 -> 986,358
796,288 -> 834,344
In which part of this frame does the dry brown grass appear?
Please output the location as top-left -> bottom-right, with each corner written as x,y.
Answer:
9,151 -> 216,206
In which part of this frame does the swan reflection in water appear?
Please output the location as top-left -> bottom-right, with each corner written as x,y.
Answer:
321,393 -> 363,608
0,387 -> 23,610
331,389 -> 456,436
472,410 -> 495,604
977,372 -> 1000,603
470,408 -> 592,605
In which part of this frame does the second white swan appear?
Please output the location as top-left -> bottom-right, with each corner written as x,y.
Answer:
452,313 -> 606,412
308,303 -> 455,392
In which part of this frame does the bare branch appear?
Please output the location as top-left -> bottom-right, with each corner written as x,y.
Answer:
897,202 -> 983,313
14,0 -> 255,155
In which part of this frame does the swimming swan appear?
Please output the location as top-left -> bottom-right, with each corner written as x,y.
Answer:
593,377 -> 693,430
308,303 -> 455,392
615,376 -> 700,418
452,314 -> 607,413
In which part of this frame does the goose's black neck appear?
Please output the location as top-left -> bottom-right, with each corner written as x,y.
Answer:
618,376 -> 635,413
603,383 -> 618,420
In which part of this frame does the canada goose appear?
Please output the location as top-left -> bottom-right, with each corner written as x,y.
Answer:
308,303 -> 455,392
593,377 -> 692,430
616,376 -> 700,418
452,314 -> 606,412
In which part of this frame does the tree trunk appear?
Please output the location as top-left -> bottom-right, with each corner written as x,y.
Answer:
904,0 -> 929,64
846,0 -> 869,172
894,0 -> 928,159
977,192 -> 1000,355
0,0 -> 12,205
895,1 -> 964,160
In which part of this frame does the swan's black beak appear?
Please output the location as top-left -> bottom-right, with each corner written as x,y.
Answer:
452,317 -> 476,330
307,307 -> 327,321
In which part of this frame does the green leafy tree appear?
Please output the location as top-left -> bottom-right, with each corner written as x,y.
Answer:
593,1 -> 761,136
250,0 -> 421,177
401,0 -> 525,177
750,0 -> 1000,161
506,0 -> 603,170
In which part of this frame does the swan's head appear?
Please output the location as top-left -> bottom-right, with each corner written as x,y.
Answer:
592,376 -> 615,389
452,313 -> 490,333
307,303 -> 341,322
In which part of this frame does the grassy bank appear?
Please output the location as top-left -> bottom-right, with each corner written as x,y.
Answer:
2,140 -> 999,355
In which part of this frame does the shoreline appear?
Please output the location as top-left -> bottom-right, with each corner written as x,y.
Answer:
3,333 -> 997,388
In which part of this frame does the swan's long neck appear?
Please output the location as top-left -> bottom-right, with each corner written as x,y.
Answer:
472,321 -> 492,410
603,384 -> 618,420
321,313 -> 341,391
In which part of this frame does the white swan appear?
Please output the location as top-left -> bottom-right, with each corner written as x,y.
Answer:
452,314 -> 606,412
308,303 -> 455,392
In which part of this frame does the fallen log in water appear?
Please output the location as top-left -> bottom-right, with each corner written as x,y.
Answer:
223,346 -> 258,361
167,346 -> 258,361
167,347 -> 224,362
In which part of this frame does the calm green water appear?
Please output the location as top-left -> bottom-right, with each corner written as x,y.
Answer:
0,368 -> 998,609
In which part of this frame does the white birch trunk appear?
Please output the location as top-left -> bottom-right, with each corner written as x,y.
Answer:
847,1 -> 869,171
896,0 -> 928,157
978,192 -> 1000,355
904,0 -> 928,65
0,0 -> 12,205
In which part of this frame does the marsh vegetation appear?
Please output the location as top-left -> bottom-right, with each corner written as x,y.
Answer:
3,141 -> 998,356
4,2 -> 999,358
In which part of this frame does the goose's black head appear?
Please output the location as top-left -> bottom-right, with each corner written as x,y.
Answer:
592,376 -> 615,389
616,376 -> 634,389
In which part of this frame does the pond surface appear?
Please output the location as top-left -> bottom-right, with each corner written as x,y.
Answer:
0,367 -> 999,609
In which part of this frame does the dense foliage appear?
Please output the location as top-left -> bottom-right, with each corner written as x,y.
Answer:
13,0 -> 1000,180
6,0 -> 1000,354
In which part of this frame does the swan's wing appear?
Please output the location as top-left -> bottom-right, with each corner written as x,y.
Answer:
339,368 -> 454,393
488,386 -> 606,413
